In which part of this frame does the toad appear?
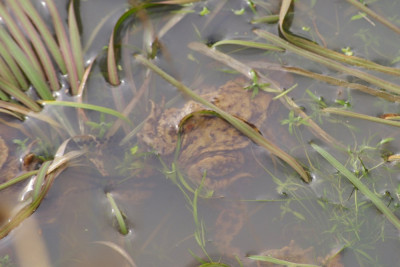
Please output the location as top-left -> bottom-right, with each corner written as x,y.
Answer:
138,77 -> 273,191
257,240 -> 343,267
0,136 -> 19,183
0,136 -> 43,183
138,77 -> 275,260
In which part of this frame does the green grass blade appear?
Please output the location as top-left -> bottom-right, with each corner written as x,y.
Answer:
106,193 -> 129,235
17,0 -> 67,73
254,29 -> 400,94
107,3 -> 159,85
323,107 -> 400,127
212,39 -> 284,52
0,56 -> 19,89
107,28 -> 120,86
7,0 -> 60,91
39,100 -> 131,124
249,255 -> 320,267
135,54 -> 310,183
68,1 -> 84,81
251,14 -> 280,24
0,26 -> 53,100
0,2 -> 46,80
32,161 -> 51,202
311,143 -> 400,231
0,78 -> 41,112
43,0 -> 79,95
0,170 -> 39,191
0,40 -> 28,90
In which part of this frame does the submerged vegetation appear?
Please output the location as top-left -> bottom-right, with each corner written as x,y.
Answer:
0,0 -> 400,266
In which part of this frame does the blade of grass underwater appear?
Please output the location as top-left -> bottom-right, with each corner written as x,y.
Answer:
39,100 -> 131,124
346,0 -> 400,35
249,255 -> 320,267
68,1 -> 84,81
0,40 -> 28,90
251,14 -> 280,24
278,0 -> 400,76
212,39 -> 284,52
93,242 -> 137,267
0,78 -> 41,112
7,0 -> 60,91
323,108 -> 400,127
311,143 -> 400,231
43,0 -> 79,95
254,29 -> 400,94
0,26 -> 53,100
0,2 -> 46,81
17,0 -> 66,73
135,54 -> 310,183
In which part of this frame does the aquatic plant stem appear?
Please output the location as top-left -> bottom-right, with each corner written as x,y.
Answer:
135,54 -> 310,183
255,29 -> 400,94
323,108 -> 400,127
39,100 -> 131,124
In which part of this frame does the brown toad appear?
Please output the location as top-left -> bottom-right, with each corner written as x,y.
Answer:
138,77 -> 275,260
138,77 -> 273,190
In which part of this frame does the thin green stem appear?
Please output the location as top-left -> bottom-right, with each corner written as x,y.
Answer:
323,108 -> 400,127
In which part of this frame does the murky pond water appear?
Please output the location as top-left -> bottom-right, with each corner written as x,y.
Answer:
0,0 -> 400,266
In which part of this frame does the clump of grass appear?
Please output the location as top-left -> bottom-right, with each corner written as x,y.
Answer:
0,138 -> 85,238
0,0 -> 85,114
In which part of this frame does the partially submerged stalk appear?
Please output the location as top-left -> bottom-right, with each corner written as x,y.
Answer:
135,54 -> 310,183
